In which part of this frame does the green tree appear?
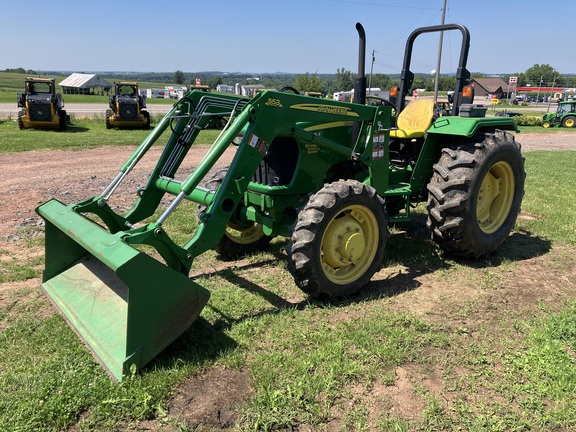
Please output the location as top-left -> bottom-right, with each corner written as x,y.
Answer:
524,64 -> 560,86
370,73 -> 392,90
173,70 -> 185,85
206,75 -> 223,89
411,75 -> 428,90
438,76 -> 456,91
294,72 -> 322,93
335,68 -> 355,92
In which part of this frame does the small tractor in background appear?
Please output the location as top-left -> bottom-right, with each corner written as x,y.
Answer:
542,100 -> 576,128
106,81 -> 150,129
36,23 -> 525,381
17,77 -> 68,130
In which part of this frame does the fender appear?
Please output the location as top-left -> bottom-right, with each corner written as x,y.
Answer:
427,116 -> 519,137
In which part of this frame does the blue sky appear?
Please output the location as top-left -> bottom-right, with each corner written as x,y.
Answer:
2,0 -> 574,76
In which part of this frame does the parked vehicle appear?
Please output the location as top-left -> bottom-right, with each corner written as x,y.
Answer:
17,77 -> 68,130
106,82 -> 150,129
496,111 -> 522,117
542,100 -> 576,128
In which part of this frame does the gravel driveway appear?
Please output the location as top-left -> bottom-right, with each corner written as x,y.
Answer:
0,132 -> 574,240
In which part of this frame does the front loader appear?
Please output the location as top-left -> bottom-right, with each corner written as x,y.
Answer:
36,23 -> 524,381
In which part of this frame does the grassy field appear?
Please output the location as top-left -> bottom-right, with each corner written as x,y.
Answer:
0,117 -> 224,152
0,120 -> 575,430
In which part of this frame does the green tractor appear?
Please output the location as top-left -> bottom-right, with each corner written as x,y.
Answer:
542,100 -> 576,128
17,77 -> 68,130
36,23 -> 525,381
106,81 -> 151,129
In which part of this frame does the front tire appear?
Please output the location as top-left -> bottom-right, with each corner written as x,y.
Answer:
426,129 -> 525,258
288,180 -> 389,298
17,109 -> 25,130
198,168 -> 272,260
105,109 -> 113,129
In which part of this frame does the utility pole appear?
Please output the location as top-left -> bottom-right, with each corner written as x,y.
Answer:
547,75 -> 560,113
433,0 -> 448,104
368,50 -> 375,96
536,75 -> 543,107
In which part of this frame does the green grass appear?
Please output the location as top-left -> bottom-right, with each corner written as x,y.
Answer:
0,140 -> 575,429
0,118 -> 221,152
522,151 -> 576,244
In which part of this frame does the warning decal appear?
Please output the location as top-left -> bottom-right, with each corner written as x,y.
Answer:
248,134 -> 269,154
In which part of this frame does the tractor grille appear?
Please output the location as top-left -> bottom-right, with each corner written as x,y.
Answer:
119,103 -> 138,120
29,103 -> 52,121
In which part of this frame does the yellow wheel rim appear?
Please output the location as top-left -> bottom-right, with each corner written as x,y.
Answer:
543,121 -> 551,128
477,161 -> 515,234
320,205 -> 379,284
565,118 -> 575,127
224,222 -> 265,245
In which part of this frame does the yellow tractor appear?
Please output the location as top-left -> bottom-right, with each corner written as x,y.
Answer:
17,77 -> 68,130
106,82 -> 150,129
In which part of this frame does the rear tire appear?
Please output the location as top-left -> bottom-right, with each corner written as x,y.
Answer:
198,168 -> 272,260
142,110 -> 151,129
58,109 -> 67,130
562,115 -> 576,128
426,129 -> 525,258
288,179 -> 389,298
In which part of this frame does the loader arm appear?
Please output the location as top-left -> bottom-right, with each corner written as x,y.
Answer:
39,91 -> 392,274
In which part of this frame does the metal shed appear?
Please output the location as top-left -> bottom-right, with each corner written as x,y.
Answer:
58,73 -> 113,95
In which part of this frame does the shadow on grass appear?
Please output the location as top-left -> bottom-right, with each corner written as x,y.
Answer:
148,248 -> 295,373
150,221 -> 553,373
150,316 -> 240,373
62,125 -> 90,133
354,218 -> 553,304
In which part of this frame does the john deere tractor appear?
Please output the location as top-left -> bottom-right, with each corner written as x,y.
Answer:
542,100 -> 576,128
106,81 -> 150,129
17,77 -> 68,130
36,23 -> 525,381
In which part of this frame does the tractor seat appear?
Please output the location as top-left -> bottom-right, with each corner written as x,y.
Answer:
390,99 -> 435,139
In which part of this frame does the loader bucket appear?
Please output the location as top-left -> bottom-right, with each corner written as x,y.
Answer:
37,199 -> 210,382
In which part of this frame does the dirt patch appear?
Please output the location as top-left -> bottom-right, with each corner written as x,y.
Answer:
0,145 -> 238,240
516,131 -> 576,151
169,366 -> 253,429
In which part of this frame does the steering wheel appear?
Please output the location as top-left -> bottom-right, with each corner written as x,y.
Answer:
366,95 -> 397,117
279,86 -> 300,95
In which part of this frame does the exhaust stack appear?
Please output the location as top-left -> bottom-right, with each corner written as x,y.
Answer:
354,22 -> 367,106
